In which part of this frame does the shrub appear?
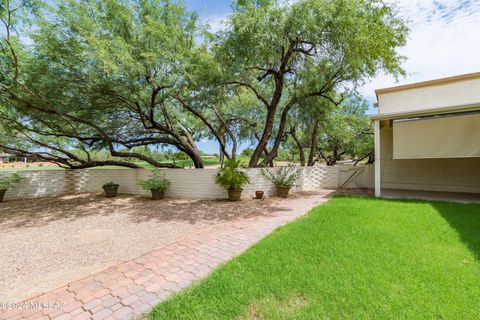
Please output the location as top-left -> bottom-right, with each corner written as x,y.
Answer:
0,173 -> 24,190
102,181 -> 119,189
262,165 -> 301,188
215,159 -> 250,190
138,171 -> 171,191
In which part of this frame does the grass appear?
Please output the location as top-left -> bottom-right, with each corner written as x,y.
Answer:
148,196 -> 480,319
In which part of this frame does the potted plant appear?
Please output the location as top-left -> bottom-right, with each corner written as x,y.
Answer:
262,166 -> 301,198
0,173 -> 24,203
138,171 -> 171,200
255,191 -> 264,199
102,181 -> 119,198
215,159 -> 250,201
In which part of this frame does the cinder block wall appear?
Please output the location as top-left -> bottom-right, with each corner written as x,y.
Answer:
1,165 -> 371,201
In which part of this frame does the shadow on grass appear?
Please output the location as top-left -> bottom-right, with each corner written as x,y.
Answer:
333,193 -> 480,261
431,201 -> 480,260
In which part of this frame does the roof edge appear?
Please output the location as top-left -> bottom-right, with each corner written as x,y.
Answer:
370,103 -> 480,120
375,72 -> 480,96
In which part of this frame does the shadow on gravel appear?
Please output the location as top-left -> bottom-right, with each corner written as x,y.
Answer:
0,193 -> 275,229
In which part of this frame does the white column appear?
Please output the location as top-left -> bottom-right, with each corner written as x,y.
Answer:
374,119 -> 381,197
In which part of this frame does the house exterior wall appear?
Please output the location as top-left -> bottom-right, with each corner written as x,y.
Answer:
380,120 -> 480,193
377,77 -> 480,115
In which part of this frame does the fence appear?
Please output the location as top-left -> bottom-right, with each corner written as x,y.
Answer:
1,165 -> 374,201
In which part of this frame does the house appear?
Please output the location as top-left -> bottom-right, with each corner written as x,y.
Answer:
0,153 -> 36,163
373,72 -> 480,200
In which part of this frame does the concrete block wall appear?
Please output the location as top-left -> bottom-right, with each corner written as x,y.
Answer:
2,170 -> 67,200
338,165 -> 375,189
0,165 -> 372,201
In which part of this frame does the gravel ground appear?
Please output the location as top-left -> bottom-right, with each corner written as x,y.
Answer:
0,193 -> 272,302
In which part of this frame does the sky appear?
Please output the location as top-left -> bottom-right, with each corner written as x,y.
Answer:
187,0 -> 480,153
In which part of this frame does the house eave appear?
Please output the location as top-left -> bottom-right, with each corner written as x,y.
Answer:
370,103 -> 480,121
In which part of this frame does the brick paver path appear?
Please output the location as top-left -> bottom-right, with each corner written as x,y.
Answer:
1,191 -> 331,320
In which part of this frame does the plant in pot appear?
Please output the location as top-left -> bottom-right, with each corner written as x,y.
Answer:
215,159 -> 250,201
262,166 -> 301,198
0,173 -> 24,203
102,181 -> 119,198
138,171 -> 171,200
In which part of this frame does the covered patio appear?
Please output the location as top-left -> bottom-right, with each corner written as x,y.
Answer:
381,189 -> 480,203
373,72 -> 480,201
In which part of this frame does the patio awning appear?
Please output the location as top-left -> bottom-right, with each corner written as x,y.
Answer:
393,112 -> 480,159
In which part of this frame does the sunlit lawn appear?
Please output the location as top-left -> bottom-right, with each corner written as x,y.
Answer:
148,196 -> 480,319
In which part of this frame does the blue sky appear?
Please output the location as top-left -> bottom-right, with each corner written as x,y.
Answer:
184,0 -> 232,17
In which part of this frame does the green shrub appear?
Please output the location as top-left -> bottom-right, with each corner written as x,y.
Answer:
262,165 -> 301,188
0,173 -> 24,190
215,159 -> 250,190
138,171 -> 171,191
102,181 -> 119,189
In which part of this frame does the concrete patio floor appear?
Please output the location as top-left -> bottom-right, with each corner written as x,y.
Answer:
336,188 -> 480,203
0,191 -> 333,320
381,188 -> 480,203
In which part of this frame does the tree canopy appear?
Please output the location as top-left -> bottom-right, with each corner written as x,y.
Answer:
0,0 -> 408,169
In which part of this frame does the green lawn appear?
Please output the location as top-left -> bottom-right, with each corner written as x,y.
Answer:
148,196 -> 480,319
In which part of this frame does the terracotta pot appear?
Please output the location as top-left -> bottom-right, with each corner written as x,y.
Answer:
255,191 -> 264,199
228,188 -> 243,201
276,185 -> 291,198
0,189 -> 6,203
103,186 -> 119,198
151,189 -> 165,200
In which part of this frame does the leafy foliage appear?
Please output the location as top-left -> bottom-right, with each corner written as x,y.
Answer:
0,0 -> 407,168
215,160 -> 250,190
217,0 -> 408,167
317,95 -> 373,166
138,171 -> 171,191
0,173 -> 23,190
262,165 -> 300,188
102,181 -> 119,189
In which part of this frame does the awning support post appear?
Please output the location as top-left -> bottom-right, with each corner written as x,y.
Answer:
374,119 -> 381,197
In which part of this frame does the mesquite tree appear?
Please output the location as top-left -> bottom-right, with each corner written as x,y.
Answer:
0,0 -> 209,168
317,96 -> 373,166
217,0 -> 408,167
1,0 -> 407,169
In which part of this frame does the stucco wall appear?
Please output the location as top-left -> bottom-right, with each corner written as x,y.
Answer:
380,121 -> 480,193
1,166 -> 350,201
377,77 -> 480,115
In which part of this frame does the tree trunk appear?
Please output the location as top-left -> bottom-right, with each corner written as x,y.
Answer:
219,147 -> 225,168
307,120 -> 319,166
290,128 -> 305,166
249,107 -> 277,167
185,148 -> 204,169
367,153 -> 375,164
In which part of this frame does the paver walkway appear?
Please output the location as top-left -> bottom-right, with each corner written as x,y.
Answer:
0,191 -> 332,320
